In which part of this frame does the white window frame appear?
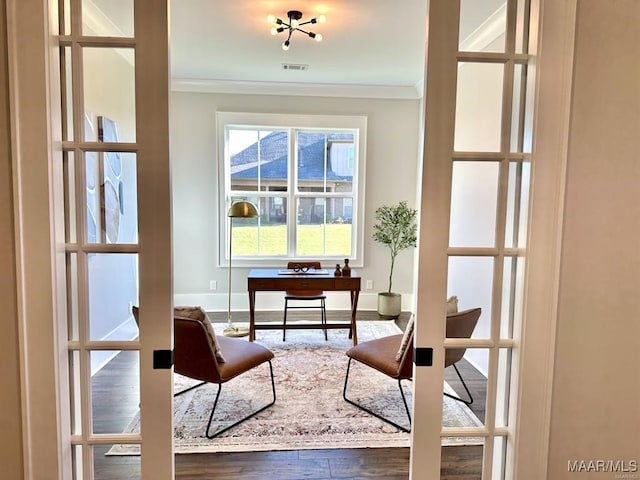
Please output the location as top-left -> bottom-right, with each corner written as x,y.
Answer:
216,112 -> 367,268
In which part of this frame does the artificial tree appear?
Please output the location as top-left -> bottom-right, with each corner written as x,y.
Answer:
372,201 -> 418,318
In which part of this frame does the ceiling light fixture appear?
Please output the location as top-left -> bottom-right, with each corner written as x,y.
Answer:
267,10 -> 326,51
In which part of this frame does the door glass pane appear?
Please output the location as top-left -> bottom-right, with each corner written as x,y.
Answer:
510,65 -> 529,152
443,347 -> 488,426
93,445 -> 141,479
91,350 -> 140,434
450,161 -> 499,248
66,253 -> 79,341
459,0 -> 507,53
61,0 -> 71,36
64,151 -> 77,243
493,436 -> 508,479
504,161 -> 530,248
83,48 -> 136,143
496,349 -> 512,428
86,152 -> 138,244
61,46 -> 73,141
447,256 -> 493,340
515,0 -> 531,54
500,256 -> 525,339
82,0 -> 134,37
455,62 -> 504,152
442,443 -> 484,477
229,129 -> 287,193
69,350 -> 81,435
296,198 -> 352,257
87,253 -> 139,341
72,445 -> 82,479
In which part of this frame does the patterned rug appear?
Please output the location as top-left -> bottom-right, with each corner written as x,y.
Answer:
107,321 -> 482,455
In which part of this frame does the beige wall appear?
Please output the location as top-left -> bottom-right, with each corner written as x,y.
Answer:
548,0 -> 640,477
170,91 -> 422,312
0,0 -> 24,477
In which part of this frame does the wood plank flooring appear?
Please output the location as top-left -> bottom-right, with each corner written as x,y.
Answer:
92,311 -> 485,479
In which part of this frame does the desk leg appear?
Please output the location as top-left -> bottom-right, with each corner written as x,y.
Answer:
350,290 -> 360,345
248,289 -> 256,342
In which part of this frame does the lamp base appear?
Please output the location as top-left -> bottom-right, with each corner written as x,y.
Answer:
223,325 -> 250,337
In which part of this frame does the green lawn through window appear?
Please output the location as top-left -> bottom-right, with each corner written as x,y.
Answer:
232,224 -> 352,257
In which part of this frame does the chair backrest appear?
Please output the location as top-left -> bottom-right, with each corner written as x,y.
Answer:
286,261 -> 322,270
444,307 -> 481,367
285,261 -> 324,296
397,332 -> 415,380
174,316 -> 223,383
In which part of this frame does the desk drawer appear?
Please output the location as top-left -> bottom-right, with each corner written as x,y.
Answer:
249,279 -> 278,290
278,278 -> 335,290
334,277 -> 361,290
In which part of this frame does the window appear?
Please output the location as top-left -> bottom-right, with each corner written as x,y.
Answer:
217,112 -> 367,266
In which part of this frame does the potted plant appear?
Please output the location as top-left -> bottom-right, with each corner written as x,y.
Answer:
372,201 -> 418,318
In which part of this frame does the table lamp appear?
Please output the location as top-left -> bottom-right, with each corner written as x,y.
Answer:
223,200 -> 259,337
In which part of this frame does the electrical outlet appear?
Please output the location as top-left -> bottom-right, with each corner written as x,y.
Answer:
209,280 -> 217,290
366,280 -> 374,290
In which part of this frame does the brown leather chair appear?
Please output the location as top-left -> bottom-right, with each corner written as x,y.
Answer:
342,328 -> 414,432
444,307 -> 482,405
283,261 -> 327,341
342,307 -> 481,432
134,306 -> 276,439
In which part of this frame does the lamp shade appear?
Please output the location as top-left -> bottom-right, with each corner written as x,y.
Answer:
228,201 -> 259,218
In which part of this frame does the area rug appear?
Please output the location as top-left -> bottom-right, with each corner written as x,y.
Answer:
107,321 -> 482,455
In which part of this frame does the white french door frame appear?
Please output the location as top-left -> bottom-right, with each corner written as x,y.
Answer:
410,0 -> 576,478
7,0 -> 174,478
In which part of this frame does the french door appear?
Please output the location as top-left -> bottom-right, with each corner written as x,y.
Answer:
9,0 -> 173,478
412,0 -> 538,477
60,1 -> 173,477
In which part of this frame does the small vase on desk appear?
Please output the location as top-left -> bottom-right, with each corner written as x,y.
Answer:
334,264 -> 342,276
342,259 -> 351,277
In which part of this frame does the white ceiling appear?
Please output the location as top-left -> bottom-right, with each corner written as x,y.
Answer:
170,0 -> 429,98
88,0 -> 506,99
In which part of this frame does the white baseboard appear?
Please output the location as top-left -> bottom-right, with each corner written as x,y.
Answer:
174,292 -> 415,313
91,316 -> 138,376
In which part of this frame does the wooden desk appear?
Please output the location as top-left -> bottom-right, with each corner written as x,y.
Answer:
247,269 -> 361,345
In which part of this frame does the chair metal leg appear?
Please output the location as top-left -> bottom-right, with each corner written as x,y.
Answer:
174,380 -> 207,398
321,298 -> 327,341
342,358 -> 412,433
444,363 -> 474,405
204,360 -> 277,439
283,299 -> 288,341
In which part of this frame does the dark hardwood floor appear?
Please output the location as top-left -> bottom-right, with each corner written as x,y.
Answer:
91,311 -> 485,479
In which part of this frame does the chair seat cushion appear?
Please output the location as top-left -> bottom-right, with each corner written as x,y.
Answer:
216,336 -> 274,382
346,334 -> 407,379
285,290 -> 326,299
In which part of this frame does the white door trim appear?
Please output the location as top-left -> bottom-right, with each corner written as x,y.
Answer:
510,0 -> 577,478
6,0 -> 68,477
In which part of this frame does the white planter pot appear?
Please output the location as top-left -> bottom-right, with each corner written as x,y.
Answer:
377,292 -> 401,319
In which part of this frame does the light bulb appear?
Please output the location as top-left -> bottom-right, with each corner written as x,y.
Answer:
315,33 -> 323,42
270,27 -> 278,36
267,14 -> 276,24
291,19 -> 299,29
282,40 -> 290,51
317,14 -> 327,24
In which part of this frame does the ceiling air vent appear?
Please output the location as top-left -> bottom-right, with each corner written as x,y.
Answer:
282,63 -> 309,71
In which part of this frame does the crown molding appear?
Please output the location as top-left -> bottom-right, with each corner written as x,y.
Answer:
171,78 -> 424,100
